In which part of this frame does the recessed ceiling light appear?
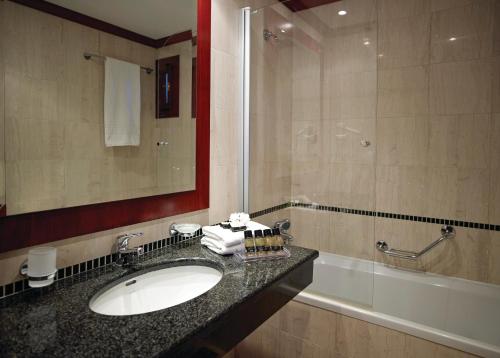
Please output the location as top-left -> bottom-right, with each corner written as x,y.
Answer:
363,39 -> 370,45
449,37 -> 457,41
338,10 -> 347,16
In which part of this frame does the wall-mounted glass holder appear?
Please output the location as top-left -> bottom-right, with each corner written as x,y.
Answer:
235,248 -> 290,262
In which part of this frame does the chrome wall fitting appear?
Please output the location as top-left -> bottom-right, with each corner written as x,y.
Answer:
376,225 -> 455,260
19,261 -> 57,282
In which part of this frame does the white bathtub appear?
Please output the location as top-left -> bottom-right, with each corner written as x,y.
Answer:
295,251 -> 500,358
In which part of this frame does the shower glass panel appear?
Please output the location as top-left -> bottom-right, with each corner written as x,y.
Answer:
245,0 -> 377,307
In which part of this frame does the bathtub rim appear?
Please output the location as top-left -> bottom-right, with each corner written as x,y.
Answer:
296,286 -> 500,358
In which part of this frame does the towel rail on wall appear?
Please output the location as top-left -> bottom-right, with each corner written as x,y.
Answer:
83,52 -> 154,74
376,225 -> 455,260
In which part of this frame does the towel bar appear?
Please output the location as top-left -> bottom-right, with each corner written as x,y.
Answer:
83,52 -> 154,74
376,225 -> 455,260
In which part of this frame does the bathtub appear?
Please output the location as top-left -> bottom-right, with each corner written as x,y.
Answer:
295,251 -> 500,358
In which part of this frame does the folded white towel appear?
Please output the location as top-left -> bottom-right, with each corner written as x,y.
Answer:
202,221 -> 269,247
201,237 -> 245,255
104,57 -> 141,147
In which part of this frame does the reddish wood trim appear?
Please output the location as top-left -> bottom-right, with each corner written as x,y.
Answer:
156,30 -> 193,48
8,0 -> 195,49
156,55 -> 180,118
279,0 -> 340,12
0,205 -> 5,218
9,0 -> 158,48
0,0 -> 211,253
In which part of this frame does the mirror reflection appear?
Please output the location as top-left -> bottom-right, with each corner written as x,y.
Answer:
0,0 -> 197,216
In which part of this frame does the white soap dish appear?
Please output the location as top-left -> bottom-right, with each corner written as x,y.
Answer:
170,223 -> 201,237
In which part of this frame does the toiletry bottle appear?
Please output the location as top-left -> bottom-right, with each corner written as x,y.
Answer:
272,228 -> 284,250
254,229 -> 265,253
263,229 -> 272,252
244,230 -> 256,254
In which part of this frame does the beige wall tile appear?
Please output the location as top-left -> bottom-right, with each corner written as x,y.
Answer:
490,167 -> 500,225
375,165 -> 428,216
494,0 -> 500,56
376,116 -> 429,166
429,60 -> 492,115
378,0 -> 431,21
289,208 -> 330,250
430,1 -> 493,63
329,212 -> 374,260
326,118 -> 376,165
488,232 -> 500,285
377,66 -> 429,117
291,160 -> 330,205
329,163 -> 375,210
378,14 -> 430,69
280,300 -> 336,348
493,58 -> 500,113
428,114 -> 491,169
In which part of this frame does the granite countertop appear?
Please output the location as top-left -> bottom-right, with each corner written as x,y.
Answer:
0,242 -> 318,357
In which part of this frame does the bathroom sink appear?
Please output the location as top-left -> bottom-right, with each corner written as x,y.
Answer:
89,264 -> 222,316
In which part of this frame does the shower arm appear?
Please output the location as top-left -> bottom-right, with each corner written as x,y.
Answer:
376,225 -> 455,260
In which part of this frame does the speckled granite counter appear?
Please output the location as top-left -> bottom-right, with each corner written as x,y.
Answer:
0,242 -> 318,357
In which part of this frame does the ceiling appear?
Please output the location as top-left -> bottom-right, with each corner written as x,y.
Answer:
46,0 -> 197,39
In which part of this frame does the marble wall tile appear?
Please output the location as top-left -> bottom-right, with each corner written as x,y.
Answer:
378,0 -> 431,21
494,0 -> 500,56
493,58 -> 500,113
429,60 -> 492,115
430,1 -> 493,63
329,163 -> 375,210
329,212 -> 374,260
375,165 -> 428,216
291,160 -> 330,204
378,14 -> 431,69
289,208 -> 330,250
428,114 -> 490,169
326,118 -> 376,165
377,66 -> 429,117
488,232 -> 500,285
280,300 -> 336,348
376,116 -> 429,166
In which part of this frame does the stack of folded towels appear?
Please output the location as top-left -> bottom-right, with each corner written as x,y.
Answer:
201,220 -> 270,255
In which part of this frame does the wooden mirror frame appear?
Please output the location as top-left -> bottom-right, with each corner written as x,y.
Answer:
0,0 -> 210,253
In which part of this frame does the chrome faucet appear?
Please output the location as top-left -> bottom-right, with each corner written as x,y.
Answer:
116,232 -> 144,267
274,219 -> 293,243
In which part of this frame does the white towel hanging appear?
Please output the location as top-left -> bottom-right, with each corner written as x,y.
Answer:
104,57 -> 141,146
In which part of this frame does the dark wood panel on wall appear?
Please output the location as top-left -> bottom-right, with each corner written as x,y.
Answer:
0,0 -> 211,253
156,55 -> 180,118
192,58 -> 197,118
156,30 -> 194,48
279,0 -> 341,12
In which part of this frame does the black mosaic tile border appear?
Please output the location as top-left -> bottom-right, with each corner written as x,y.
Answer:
250,201 -> 500,232
249,202 -> 291,219
0,229 -> 202,300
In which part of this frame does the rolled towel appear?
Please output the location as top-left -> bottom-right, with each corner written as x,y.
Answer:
202,221 -> 269,247
201,237 -> 245,255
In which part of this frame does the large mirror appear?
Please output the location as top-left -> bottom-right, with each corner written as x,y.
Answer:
0,0 -> 198,216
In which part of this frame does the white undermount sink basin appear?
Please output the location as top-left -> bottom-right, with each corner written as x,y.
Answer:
89,265 -> 222,316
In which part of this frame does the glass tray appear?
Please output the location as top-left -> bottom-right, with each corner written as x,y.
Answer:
234,248 -> 290,262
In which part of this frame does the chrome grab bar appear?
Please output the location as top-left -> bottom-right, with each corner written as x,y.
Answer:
376,225 -> 455,260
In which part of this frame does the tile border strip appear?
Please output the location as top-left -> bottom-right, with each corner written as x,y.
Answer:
0,229 -> 203,300
250,201 -> 500,232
